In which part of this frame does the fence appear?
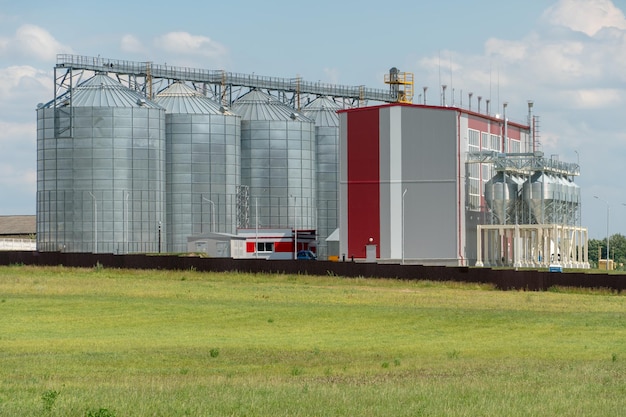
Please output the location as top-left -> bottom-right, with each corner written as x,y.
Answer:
0,251 -> 624,292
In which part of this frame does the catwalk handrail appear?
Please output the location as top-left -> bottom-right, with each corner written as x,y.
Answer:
56,54 -> 396,102
466,151 -> 580,176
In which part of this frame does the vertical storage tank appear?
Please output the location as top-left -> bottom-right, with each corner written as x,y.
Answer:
522,172 -> 558,224
37,73 -> 166,253
155,82 -> 241,252
302,96 -> 341,259
232,89 -> 316,233
484,172 -> 519,224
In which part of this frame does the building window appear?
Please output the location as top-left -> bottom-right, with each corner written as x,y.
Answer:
257,242 -> 274,252
481,133 -> 489,150
468,129 -> 480,148
489,134 -> 499,152
509,139 -> 521,153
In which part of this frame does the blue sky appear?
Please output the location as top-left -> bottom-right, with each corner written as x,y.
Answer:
1,0 -> 625,240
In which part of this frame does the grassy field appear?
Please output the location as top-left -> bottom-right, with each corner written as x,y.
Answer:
0,264 -> 625,416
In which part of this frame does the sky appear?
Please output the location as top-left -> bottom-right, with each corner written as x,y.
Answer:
0,0 -> 625,240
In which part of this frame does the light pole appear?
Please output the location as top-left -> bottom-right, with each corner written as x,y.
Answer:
123,190 -> 129,254
88,191 -> 97,253
255,197 -> 259,259
202,196 -> 216,233
158,221 -> 162,254
402,188 -> 407,264
574,150 -> 581,228
290,195 -> 298,260
594,195 -> 610,270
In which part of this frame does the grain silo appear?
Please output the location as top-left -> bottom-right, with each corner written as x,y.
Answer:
154,82 -> 241,252
36,73 -> 166,253
302,96 -> 341,259
522,172 -> 558,224
484,172 -> 519,224
231,89 -> 316,237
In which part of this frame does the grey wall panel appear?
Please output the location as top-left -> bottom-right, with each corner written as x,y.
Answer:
400,107 -> 458,262
401,107 -> 457,180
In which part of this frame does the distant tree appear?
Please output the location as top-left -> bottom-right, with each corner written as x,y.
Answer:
609,233 -> 626,270
588,238 -> 601,266
588,233 -> 626,270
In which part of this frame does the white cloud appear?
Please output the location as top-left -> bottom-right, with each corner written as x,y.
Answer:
0,68 -> 46,213
0,24 -> 72,62
0,66 -> 51,121
120,34 -> 144,54
0,65 -> 49,95
419,1 -> 626,113
543,0 -> 626,36
561,88 -> 622,108
0,121 -> 36,190
485,38 -> 528,62
153,31 -> 228,61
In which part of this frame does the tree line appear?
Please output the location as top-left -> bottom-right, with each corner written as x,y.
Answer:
588,233 -> 626,270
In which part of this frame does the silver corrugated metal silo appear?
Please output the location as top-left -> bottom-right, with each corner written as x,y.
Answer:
484,172 -> 519,224
302,96 -> 341,259
522,172 -> 557,224
232,89 -> 316,236
37,73 -> 166,253
155,82 -> 241,252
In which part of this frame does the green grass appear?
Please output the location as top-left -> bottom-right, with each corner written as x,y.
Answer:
1,265 -> 625,416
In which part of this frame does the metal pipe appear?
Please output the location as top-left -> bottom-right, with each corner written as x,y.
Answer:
503,102 -> 508,153
124,190 -> 129,253
594,196 -> 610,270
527,101 -> 534,153
89,192 -> 97,253
255,198 -> 259,259
290,195 -> 298,260
202,196 -> 216,233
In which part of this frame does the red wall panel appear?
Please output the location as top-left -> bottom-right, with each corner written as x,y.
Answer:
274,241 -> 293,253
507,125 -> 521,140
347,108 -> 380,258
468,116 -> 488,132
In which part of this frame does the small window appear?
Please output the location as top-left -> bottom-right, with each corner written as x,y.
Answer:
468,129 -> 479,147
257,242 -> 274,252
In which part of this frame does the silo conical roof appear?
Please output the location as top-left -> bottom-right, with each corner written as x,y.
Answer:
63,74 -> 162,108
231,89 -> 312,122
302,96 -> 342,127
155,82 -> 231,114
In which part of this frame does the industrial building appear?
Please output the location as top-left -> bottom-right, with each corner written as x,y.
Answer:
37,54 -> 588,267
0,215 -> 36,251
339,102 -> 587,267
